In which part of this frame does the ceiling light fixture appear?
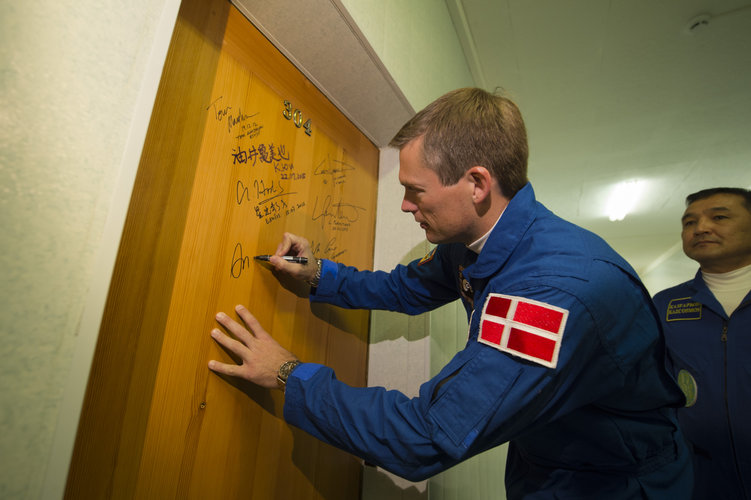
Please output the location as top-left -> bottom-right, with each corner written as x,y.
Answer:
607,180 -> 644,221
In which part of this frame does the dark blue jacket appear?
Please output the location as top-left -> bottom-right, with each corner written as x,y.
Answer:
284,183 -> 692,498
654,272 -> 751,499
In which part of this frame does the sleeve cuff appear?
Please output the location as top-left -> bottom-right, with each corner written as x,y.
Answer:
283,363 -> 326,423
310,259 -> 339,301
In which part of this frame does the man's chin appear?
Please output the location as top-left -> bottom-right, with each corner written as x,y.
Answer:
425,231 -> 454,245
685,249 -> 720,267
424,230 -> 440,244
422,227 -> 461,245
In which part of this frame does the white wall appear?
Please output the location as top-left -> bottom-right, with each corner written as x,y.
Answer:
640,242 -> 698,296
0,1 -> 180,498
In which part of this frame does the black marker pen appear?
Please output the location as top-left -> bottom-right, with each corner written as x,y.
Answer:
254,255 -> 308,264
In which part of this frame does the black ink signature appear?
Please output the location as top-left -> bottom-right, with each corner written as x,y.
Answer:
254,179 -> 280,199
314,157 -> 355,177
235,122 -> 264,141
310,237 -> 347,260
236,179 -> 297,206
228,108 -> 258,135
207,96 -> 231,122
207,97 -> 260,136
233,144 -> 290,166
230,242 -> 250,278
311,195 -> 365,227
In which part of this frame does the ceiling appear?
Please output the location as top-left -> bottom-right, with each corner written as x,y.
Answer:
446,0 -> 751,277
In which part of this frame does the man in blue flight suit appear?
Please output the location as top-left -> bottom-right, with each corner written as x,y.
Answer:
653,187 -> 751,499
209,88 -> 692,498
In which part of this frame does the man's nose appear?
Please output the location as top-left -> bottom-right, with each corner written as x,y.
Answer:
401,197 -> 417,213
694,217 -> 711,234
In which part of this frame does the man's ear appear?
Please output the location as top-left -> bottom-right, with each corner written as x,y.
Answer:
466,166 -> 493,204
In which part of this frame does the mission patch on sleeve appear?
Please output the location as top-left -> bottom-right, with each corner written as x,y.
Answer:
418,246 -> 437,265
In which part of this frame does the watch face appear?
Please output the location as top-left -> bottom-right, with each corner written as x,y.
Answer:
278,360 -> 300,384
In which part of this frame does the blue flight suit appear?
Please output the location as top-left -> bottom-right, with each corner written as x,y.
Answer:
284,183 -> 692,498
654,272 -> 751,499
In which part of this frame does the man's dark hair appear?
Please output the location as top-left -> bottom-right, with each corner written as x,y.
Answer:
389,87 -> 529,199
686,187 -> 751,213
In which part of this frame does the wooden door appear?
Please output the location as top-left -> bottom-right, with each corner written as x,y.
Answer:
65,0 -> 378,498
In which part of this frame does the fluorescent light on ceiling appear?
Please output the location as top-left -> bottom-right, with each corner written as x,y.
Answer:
607,180 -> 644,221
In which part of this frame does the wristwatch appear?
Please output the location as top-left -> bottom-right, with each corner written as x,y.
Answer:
307,258 -> 322,288
277,359 -> 302,387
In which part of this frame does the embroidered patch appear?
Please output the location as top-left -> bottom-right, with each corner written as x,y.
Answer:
677,369 -> 698,407
458,266 -> 474,308
418,247 -> 437,265
665,297 -> 702,322
478,293 -> 568,368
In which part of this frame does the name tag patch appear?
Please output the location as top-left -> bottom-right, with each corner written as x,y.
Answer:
478,293 -> 568,369
665,297 -> 702,322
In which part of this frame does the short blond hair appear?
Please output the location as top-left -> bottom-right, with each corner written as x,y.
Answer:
390,88 -> 529,198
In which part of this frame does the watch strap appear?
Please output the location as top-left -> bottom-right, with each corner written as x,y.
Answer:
307,258 -> 322,287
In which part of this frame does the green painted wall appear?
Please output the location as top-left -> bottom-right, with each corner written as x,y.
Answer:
0,1 -> 177,497
341,0 -> 474,109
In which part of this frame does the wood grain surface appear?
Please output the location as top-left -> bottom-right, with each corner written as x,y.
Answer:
65,1 -> 377,498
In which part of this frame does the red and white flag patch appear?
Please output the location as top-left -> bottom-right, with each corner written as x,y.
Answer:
478,293 -> 568,369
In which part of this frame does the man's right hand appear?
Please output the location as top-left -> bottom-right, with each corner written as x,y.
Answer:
269,232 -> 318,284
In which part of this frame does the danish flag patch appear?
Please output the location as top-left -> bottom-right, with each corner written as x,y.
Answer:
478,293 -> 568,369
